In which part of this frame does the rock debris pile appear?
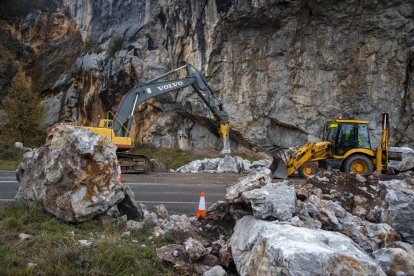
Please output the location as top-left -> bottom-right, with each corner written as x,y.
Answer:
14,127 -> 414,274
175,155 -> 270,174
150,168 -> 414,275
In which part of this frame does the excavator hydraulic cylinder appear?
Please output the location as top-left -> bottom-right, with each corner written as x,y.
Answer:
376,147 -> 382,172
219,122 -> 231,154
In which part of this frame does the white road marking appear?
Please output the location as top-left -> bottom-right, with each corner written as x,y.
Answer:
0,199 -> 14,202
0,199 -> 206,205
0,181 -> 226,185
124,182 -> 226,186
137,200 -> 213,204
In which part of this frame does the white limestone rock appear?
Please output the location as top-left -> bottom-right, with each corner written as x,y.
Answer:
373,248 -> 414,276
388,147 -> 414,172
374,178 -> 414,243
230,216 -> 385,276
15,126 -> 124,222
241,182 -> 296,221
225,168 -> 272,202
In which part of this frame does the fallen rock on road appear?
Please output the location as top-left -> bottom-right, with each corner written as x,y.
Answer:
15,126 -> 124,222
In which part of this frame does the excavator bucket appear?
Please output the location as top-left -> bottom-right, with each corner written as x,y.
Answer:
269,155 -> 288,179
219,122 -> 231,154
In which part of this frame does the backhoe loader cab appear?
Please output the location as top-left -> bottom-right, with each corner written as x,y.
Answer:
270,113 -> 389,179
323,119 -> 372,156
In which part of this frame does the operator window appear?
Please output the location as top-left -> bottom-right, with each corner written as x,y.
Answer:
326,123 -> 338,143
336,123 -> 356,155
357,124 -> 371,149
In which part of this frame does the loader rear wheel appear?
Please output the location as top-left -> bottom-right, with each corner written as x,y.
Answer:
343,154 -> 373,175
299,162 -> 319,178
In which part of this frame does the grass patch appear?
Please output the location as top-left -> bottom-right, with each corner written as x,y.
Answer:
0,144 -> 26,170
133,143 -> 221,170
0,205 -> 175,275
133,143 -> 261,169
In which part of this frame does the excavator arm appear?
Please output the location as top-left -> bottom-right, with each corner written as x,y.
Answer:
113,64 -> 231,154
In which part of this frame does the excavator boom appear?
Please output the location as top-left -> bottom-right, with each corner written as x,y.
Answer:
49,64 -> 231,174
113,64 -> 230,154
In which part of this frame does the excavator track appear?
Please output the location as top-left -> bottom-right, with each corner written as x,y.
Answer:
116,152 -> 152,174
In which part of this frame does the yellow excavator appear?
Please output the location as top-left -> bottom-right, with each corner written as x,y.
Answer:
270,112 -> 390,178
48,64 -> 231,173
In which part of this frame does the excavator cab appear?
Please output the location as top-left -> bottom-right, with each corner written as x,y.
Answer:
99,119 -> 113,128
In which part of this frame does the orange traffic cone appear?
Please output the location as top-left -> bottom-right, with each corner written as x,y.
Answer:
197,192 -> 206,218
117,162 -> 123,183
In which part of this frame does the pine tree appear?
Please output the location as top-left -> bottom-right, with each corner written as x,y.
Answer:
0,72 -> 43,147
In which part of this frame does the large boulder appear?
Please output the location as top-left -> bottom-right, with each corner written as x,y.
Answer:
241,182 -> 296,221
230,216 -> 385,276
371,178 -> 414,243
373,248 -> 414,276
225,168 -> 272,202
388,147 -> 414,172
15,126 -> 124,222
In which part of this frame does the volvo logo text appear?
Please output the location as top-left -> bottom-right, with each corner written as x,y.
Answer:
157,81 -> 183,91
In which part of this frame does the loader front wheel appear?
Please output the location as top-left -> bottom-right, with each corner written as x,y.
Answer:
343,154 -> 373,175
299,162 -> 319,178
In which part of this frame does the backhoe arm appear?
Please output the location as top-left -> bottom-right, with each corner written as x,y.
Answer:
376,112 -> 389,172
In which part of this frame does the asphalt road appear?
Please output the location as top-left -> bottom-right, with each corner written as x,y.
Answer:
0,170 -> 242,215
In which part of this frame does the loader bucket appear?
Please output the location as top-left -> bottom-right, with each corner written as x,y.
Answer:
269,156 -> 288,179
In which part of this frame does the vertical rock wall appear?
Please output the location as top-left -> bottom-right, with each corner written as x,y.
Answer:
1,0 -> 414,151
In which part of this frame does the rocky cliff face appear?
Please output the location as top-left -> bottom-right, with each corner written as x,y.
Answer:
1,0 -> 414,151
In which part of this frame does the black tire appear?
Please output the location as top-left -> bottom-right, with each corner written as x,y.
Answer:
299,162 -> 319,178
343,154 -> 373,175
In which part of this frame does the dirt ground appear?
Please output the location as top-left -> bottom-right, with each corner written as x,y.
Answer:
303,169 -> 408,212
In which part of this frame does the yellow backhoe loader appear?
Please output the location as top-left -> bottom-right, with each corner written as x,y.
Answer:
48,64 -> 231,173
270,112 -> 390,179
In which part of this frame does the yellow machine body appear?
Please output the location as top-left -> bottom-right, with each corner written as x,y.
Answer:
84,119 -> 133,151
272,113 -> 390,178
286,141 -> 331,176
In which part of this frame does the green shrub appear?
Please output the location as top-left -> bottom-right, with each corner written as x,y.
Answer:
0,144 -> 26,170
84,39 -> 103,54
0,144 -> 25,160
107,37 -> 124,57
0,72 -> 44,148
